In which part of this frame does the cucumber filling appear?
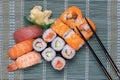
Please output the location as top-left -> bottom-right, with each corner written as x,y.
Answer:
55,40 -> 61,48
46,51 -> 52,57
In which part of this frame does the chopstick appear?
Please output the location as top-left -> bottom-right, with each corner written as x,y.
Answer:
76,27 -> 112,80
85,17 -> 120,78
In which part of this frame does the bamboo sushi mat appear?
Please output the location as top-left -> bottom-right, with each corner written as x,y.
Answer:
0,0 -> 120,80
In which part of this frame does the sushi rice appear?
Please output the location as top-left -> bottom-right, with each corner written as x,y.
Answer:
61,44 -> 75,59
51,56 -> 66,71
33,38 -> 47,52
42,47 -> 56,61
51,37 -> 65,51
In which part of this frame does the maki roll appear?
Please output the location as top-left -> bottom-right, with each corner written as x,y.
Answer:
61,44 -> 75,59
33,38 -> 47,52
51,37 -> 65,51
51,19 -> 70,38
64,30 -> 84,50
51,56 -> 66,71
42,47 -> 56,61
43,28 -> 56,42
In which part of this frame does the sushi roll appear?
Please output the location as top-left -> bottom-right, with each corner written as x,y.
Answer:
33,38 -> 47,52
51,37 -> 65,51
51,56 -> 66,71
51,19 -> 70,38
42,47 -> 56,61
43,28 -> 56,43
64,29 -> 84,50
61,44 -> 75,59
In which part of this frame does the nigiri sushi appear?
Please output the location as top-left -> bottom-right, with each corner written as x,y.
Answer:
8,39 -> 34,59
14,25 -> 43,43
7,51 -> 42,72
51,56 -> 66,71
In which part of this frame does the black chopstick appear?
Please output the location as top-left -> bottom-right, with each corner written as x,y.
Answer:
85,17 -> 120,78
76,27 -> 112,80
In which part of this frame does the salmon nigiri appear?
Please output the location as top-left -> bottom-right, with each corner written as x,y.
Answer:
7,51 -> 42,72
8,39 -> 34,59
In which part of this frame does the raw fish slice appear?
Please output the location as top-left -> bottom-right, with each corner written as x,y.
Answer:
14,25 -> 42,43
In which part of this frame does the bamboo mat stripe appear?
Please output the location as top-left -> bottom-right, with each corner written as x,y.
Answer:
107,0 -> 112,77
43,1 -> 47,80
19,0 -> 24,80
64,0 -> 68,80
9,0 -> 15,80
85,0 -> 89,80
117,0 -> 120,75
116,1 -> 120,79
110,1 -> 118,78
0,1 -> 3,80
2,0 -> 10,79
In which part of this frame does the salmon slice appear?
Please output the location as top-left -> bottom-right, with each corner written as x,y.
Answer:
51,19 -> 70,38
8,39 -> 34,59
55,60 -> 63,69
7,51 -> 41,72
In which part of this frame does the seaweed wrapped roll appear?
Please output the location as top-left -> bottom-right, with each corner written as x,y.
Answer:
51,37 -> 65,51
51,56 -> 66,71
43,28 -> 56,43
61,44 -> 75,59
42,47 -> 56,61
33,38 -> 47,52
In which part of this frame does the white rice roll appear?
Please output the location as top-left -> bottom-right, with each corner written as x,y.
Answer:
42,47 -> 56,61
61,44 -> 76,59
43,28 -> 56,42
33,38 -> 47,52
51,37 -> 65,51
52,56 -> 66,71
